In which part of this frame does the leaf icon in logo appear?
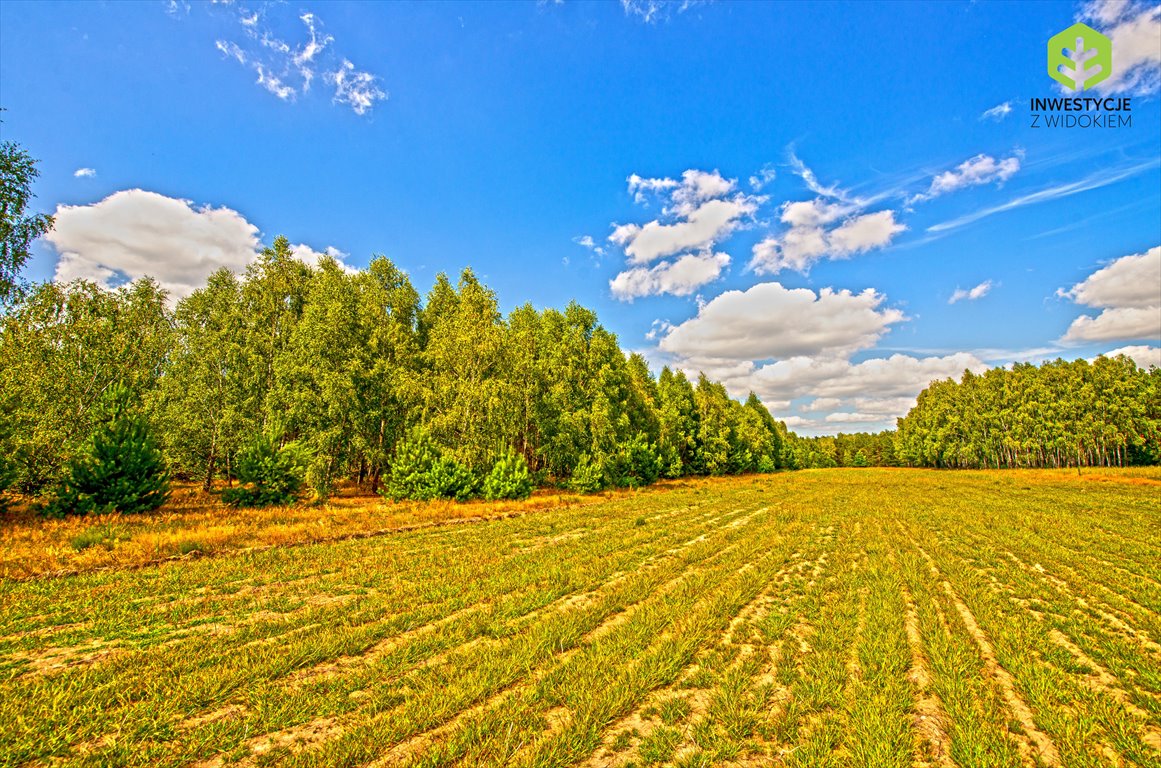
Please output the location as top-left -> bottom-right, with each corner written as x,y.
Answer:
1047,23 -> 1112,92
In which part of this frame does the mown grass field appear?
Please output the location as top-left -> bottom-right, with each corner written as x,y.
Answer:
1,469 -> 1159,768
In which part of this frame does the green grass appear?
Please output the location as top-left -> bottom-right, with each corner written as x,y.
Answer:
0,468 -> 1158,767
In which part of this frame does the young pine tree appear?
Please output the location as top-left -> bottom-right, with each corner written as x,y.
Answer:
47,385 -> 169,516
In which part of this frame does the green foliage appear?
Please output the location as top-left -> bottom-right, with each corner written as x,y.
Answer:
896,356 -> 1159,468
44,385 -> 170,517
383,427 -> 478,501
0,279 -> 172,493
850,450 -> 870,467
220,433 -> 310,507
603,433 -> 662,488
483,451 -> 534,500
1,134 -> 55,305
568,454 -> 605,493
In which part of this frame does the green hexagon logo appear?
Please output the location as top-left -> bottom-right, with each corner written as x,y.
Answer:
1048,22 -> 1112,92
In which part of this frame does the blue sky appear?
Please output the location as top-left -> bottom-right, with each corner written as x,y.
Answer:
2,0 -> 1159,434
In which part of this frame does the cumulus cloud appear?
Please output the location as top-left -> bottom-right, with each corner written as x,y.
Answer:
1062,308 -> 1161,342
949,280 -> 994,304
1059,245 -> 1160,309
213,7 -> 386,115
45,190 -> 261,300
980,101 -> 1013,121
289,243 -> 357,272
748,209 -> 905,275
610,252 -> 730,300
43,189 -> 349,301
1083,0 -> 1161,95
1060,245 -> 1161,343
659,282 -> 906,362
607,169 -> 762,299
749,352 -> 984,403
646,272 -> 986,433
909,153 -> 1021,204
619,197 -> 759,265
1104,344 -> 1161,368
73,167 -> 97,179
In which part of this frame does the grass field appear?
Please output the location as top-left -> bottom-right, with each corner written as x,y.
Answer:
1,469 -> 1159,768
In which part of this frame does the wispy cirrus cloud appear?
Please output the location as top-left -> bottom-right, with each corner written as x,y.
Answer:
980,101 -> 1013,121
927,158 -> 1160,233
209,6 -> 387,116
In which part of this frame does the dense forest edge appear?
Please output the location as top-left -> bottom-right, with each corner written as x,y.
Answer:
2,135 -> 1159,516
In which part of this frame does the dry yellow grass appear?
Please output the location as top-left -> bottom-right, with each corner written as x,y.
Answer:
0,484 -> 582,580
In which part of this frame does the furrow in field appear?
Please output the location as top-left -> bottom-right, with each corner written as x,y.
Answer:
279,506 -> 747,691
1,495 -> 744,765
579,538 -> 830,767
251,505 -> 781,768
374,511 -> 791,768
916,546 -> 1062,768
900,581 -> 955,768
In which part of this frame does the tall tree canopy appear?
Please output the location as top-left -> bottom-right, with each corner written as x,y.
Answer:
0,243 -> 790,499
0,135 -> 54,304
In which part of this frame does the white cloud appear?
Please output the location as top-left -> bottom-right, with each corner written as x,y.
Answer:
1104,344 -> 1161,368
573,234 -> 606,259
1059,245 -> 1160,309
910,153 -> 1021,204
659,282 -> 906,361
327,59 -> 388,115
1062,307 -> 1161,342
621,0 -> 705,23
749,165 -> 776,192
1084,0 -> 1161,95
787,152 -> 845,200
980,101 -> 1013,121
213,7 -> 386,115
73,168 -> 97,179
627,173 -> 679,204
828,210 -> 907,255
779,199 -> 853,229
289,243 -> 357,272
618,196 -> 758,265
750,352 -> 986,403
610,170 -> 761,272
749,209 -> 905,274
927,159 -> 1159,233
42,189 -> 351,301
610,251 -> 730,300
949,280 -> 994,304
255,65 -> 295,101
1060,246 -> 1161,343
45,189 -> 261,301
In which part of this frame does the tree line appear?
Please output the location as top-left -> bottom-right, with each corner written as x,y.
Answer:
0,237 -> 794,509
894,358 -> 1161,469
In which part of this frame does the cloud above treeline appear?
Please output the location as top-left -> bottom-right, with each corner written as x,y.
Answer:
1059,245 -> 1161,343
44,189 -> 350,301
